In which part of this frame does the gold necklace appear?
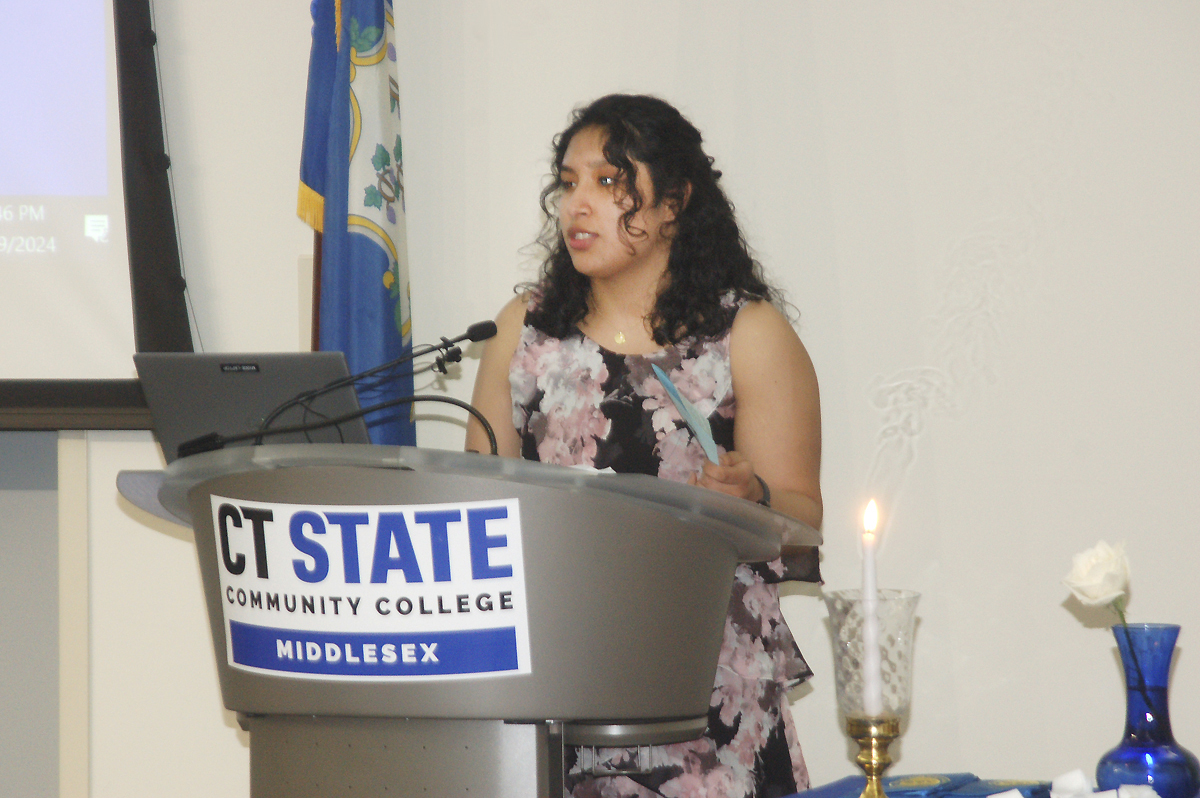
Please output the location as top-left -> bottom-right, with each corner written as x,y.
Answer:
614,331 -> 626,345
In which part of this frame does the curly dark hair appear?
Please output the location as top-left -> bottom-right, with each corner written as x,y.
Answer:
523,94 -> 781,344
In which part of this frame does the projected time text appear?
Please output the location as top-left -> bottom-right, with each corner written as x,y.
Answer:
1,205 -> 46,222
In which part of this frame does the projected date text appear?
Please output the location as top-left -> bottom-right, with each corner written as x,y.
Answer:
0,236 -> 57,255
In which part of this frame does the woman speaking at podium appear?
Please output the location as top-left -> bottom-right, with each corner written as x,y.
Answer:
466,94 -> 822,798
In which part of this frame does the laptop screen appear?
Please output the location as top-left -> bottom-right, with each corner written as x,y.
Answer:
135,352 -> 372,462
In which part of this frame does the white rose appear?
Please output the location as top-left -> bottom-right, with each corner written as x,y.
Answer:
1063,541 -> 1130,606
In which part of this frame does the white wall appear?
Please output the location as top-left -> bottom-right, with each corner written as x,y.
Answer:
84,1 -> 1200,793
88,432 -> 248,797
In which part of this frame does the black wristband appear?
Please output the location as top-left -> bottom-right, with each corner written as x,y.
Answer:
754,474 -> 771,507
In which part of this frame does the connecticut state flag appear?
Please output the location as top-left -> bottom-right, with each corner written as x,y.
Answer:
298,0 -> 414,445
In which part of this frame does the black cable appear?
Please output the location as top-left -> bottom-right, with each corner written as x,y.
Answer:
178,394 -> 498,459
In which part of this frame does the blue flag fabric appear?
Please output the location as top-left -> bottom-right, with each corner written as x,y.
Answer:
299,0 -> 414,446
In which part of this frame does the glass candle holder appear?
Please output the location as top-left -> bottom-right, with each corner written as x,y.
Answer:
825,589 -> 920,798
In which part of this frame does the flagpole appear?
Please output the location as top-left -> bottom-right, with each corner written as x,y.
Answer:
311,230 -> 323,352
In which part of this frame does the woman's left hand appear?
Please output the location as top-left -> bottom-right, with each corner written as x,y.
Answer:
688,451 -> 766,504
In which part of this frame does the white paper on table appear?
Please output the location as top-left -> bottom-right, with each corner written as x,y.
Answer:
651,364 -> 720,464
989,790 -> 1026,798
1048,769 -> 1161,798
1116,787 -> 1161,798
1050,770 -> 1093,798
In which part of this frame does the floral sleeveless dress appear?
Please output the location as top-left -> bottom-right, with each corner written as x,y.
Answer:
510,298 -> 819,798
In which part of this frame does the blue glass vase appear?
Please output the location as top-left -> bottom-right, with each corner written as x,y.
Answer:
1096,624 -> 1200,798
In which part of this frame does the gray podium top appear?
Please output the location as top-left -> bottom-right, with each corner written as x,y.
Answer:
152,443 -> 820,558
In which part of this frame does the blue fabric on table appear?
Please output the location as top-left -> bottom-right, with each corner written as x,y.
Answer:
787,773 -> 1050,798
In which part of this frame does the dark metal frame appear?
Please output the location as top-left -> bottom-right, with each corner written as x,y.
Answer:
0,0 -> 193,430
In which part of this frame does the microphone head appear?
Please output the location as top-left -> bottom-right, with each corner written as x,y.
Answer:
466,320 -> 499,342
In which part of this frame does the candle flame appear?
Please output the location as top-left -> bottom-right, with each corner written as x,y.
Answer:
863,500 -> 878,534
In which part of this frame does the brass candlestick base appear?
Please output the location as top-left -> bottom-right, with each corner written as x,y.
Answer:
846,715 -> 901,798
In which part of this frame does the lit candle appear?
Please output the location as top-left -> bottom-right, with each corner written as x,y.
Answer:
861,500 -> 883,716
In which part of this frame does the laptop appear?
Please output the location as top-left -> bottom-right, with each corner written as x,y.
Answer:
135,352 -> 372,462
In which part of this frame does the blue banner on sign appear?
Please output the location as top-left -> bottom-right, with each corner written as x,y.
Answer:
228,621 -> 519,677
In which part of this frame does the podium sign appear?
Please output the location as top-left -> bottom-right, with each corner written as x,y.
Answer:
209,494 -> 531,680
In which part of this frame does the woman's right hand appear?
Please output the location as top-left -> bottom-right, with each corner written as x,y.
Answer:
688,450 -> 764,503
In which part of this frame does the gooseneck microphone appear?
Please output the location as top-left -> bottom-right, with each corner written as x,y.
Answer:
175,320 -> 500,459
257,319 -> 499,435
460,320 -> 499,342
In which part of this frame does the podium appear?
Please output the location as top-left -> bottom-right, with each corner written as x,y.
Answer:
128,444 -> 820,797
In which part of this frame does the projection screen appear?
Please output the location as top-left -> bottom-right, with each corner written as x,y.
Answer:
0,0 -> 192,428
